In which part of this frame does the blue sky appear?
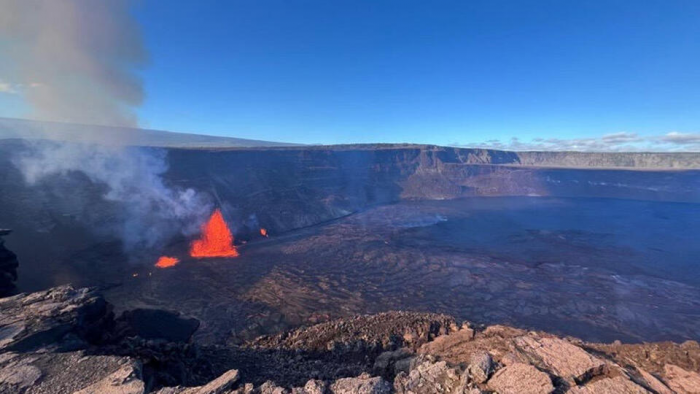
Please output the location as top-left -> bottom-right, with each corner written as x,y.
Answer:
2,0 -> 700,149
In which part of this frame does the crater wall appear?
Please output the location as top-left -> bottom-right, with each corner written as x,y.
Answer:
1,140 -> 699,292
165,146 -> 700,233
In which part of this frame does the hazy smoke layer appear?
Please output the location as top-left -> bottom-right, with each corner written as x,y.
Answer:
0,0 -> 145,129
1,1 -> 212,253
15,141 -> 213,251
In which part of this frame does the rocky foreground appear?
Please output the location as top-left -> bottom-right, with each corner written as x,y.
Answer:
0,229 -> 18,297
1,286 -> 700,393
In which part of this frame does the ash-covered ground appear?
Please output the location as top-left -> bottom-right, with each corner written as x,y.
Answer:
97,197 -> 700,345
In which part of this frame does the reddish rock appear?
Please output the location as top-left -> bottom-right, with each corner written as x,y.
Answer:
420,326 -> 475,356
632,368 -> 673,394
487,363 -> 554,394
73,361 -> 145,394
292,379 -> 326,394
393,360 -> 463,393
663,364 -> 700,394
513,335 -> 606,383
330,373 -> 391,394
467,351 -> 493,384
567,376 -> 649,393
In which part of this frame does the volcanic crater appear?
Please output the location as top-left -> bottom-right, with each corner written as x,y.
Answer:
1,140 -> 700,346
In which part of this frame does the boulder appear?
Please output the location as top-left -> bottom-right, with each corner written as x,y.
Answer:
631,368 -> 673,394
156,373 -> 245,394
0,351 -> 148,394
184,369 -> 240,394
329,373 -> 391,394
419,325 -> 475,356
567,376 -> 649,393
0,285 -> 112,353
663,364 -> 700,394
73,360 -> 145,394
0,355 -> 42,391
372,348 -> 415,377
393,360 -> 463,393
259,380 -> 289,394
417,323 -> 522,367
230,383 -> 255,393
291,379 -> 326,394
466,351 -> 493,384
487,363 -> 554,394
512,335 -> 606,384
482,325 -> 527,338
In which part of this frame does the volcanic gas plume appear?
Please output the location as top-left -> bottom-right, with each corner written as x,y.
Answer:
190,209 -> 239,258
2,0 -> 213,254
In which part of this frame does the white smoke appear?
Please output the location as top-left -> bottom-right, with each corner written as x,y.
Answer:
1,0 -> 213,252
0,0 -> 145,128
15,141 -> 212,250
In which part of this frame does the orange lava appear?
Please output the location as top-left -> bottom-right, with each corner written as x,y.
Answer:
260,228 -> 268,237
190,209 -> 239,258
155,256 -> 180,268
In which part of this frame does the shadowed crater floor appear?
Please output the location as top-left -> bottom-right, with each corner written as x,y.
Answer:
100,197 -> 700,345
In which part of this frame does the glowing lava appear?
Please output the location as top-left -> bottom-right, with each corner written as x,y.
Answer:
155,256 -> 179,268
260,228 -> 268,237
190,209 -> 239,258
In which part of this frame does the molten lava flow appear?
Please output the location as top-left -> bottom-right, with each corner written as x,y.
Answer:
260,228 -> 268,237
190,209 -> 239,258
155,256 -> 179,268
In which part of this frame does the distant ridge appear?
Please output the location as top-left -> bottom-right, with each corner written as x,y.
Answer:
3,117 -> 700,169
0,117 -> 296,148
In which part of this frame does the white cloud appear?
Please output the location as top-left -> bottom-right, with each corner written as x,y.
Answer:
461,131 -> 700,152
658,132 -> 700,146
601,132 -> 644,144
0,79 -> 43,95
0,80 -> 18,94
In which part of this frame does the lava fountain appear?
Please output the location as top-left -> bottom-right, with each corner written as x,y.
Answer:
155,256 -> 179,268
190,209 -> 239,258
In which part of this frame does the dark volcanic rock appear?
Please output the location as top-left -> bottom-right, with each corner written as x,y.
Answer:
2,138 -> 700,349
116,309 -> 200,343
251,312 -> 458,356
0,351 -> 144,394
0,285 -> 112,353
0,229 -> 18,297
3,286 -> 700,393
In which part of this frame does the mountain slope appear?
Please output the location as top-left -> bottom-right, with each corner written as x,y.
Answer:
0,117 -> 296,148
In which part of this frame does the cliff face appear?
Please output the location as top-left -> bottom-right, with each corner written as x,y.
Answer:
1,139 -> 699,291
164,146 -> 700,234
516,150 -> 700,169
0,230 -> 18,297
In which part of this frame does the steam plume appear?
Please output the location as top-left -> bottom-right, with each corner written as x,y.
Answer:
1,0 -> 212,252
0,0 -> 145,129
16,142 -> 212,250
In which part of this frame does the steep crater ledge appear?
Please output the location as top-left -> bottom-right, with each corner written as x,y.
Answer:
2,140 -> 700,239
165,145 -> 700,234
1,285 -> 700,393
